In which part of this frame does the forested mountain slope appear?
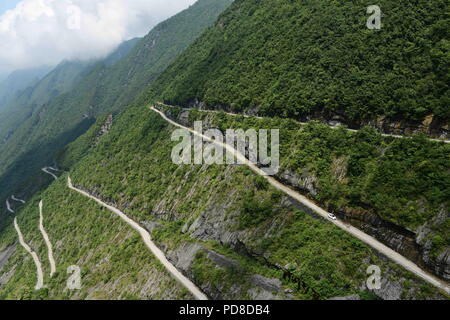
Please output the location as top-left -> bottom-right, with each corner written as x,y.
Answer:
0,0 -> 448,301
155,104 -> 450,282
147,0 -> 450,137
1,103 -> 446,300
0,38 -> 141,146
138,0 -> 449,282
103,38 -> 141,67
0,177 -> 191,300
0,60 -> 96,145
0,66 -> 51,109
0,0 -> 233,213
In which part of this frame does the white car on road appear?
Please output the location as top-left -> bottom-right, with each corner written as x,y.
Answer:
328,213 -> 337,220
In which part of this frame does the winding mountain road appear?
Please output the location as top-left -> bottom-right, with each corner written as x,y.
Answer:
42,167 -> 58,180
11,195 -> 26,204
156,103 -> 450,144
150,105 -> 450,295
39,200 -> 56,277
5,199 -> 14,213
67,177 -> 208,300
13,218 -> 44,290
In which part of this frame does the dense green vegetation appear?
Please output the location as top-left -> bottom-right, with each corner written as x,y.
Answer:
0,60 -> 94,144
166,107 -> 449,259
0,0 -> 448,300
46,104 -> 444,299
57,114 -> 112,169
146,0 -> 450,125
0,0 -> 233,212
0,177 -> 190,300
0,66 -> 51,108
0,98 -> 445,300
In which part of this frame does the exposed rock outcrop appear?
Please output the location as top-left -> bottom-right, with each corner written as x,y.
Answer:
0,244 -> 16,287
368,114 -> 449,140
178,99 -> 449,139
278,170 -> 318,197
0,244 -> 15,271
167,107 -> 450,284
416,208 -> 450,280
94,114 -> 113,146
276,167 -> 449,282
166,243 -> 286,300
329,294 -> 361,300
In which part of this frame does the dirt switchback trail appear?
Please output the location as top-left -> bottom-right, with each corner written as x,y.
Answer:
42,167 -> 58,180
67,177 -> 208,300
12,195 -> 26,204
39,200 -> 56,277
150,105 -> 450,295
13,218 -> 44,290
6,199 -> 14,213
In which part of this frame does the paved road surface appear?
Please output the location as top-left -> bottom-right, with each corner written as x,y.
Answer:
11,195 -> 26,204
5,199 -> 14,213
41,167 -> 58,180
39,200 -> 56,277
13,218 -> 44,290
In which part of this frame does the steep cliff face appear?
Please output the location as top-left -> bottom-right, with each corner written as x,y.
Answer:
273,110 -> 450,140
1,106 -> 446,299
94,114 -> 113,146
0,245 -> 15,277
183,100 -> 450,140
368,115 -> 449,140
277,167 -> 449,281
165,243 -> 287,300
40,105 -> 444,300
278,166 -> 423,260
416,209 -> 450,280
158,105 -> 450,283
272,152 -> 449,281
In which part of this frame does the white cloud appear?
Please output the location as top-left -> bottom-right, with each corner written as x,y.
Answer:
0,0 -> 197,73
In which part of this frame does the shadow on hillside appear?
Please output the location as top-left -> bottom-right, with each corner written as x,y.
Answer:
0,118 -> 95,234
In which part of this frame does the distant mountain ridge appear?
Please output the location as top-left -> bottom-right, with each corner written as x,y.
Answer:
0,0 -> 234,214
0,66 -> 52,109
0,60 -> 96,144
103,38 -> 142,67
0,35 -> 143,146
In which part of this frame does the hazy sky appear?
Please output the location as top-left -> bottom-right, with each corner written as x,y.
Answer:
0,0 -> 197,74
